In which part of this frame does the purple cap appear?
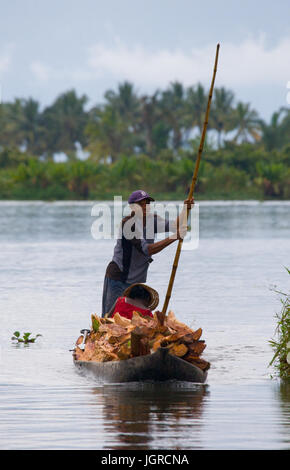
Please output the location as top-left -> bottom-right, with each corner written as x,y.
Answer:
128,190 -> 155,204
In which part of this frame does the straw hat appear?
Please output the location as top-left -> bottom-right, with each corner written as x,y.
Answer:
123,283 -> 159,310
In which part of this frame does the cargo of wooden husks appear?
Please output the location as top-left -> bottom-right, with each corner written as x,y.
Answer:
74,310 -> 210,372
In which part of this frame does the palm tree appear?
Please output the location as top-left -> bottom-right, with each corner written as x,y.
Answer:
0,99 -> 26,148
87,82 -> 142,160
210,87 -> 235,148
259,109 -> 285,151
160,81 -> 186,150
232,102 -> 261,143
86,105 -> 124,163
279,108 -> 290,148
0,98 -> 43,154
139,90 -> 170,157
104,81 -> 141,135
0,102 -> 10,148
41,90 -> 89,156
139,95 -> 156,156
105,81 -> 139,114
20,98 -> 43,154
184,83 -> 207,135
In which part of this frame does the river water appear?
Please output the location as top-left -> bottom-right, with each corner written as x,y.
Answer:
0,201 -> 289,450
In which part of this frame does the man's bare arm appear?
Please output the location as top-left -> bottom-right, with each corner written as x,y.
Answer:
147,234 -> 179,256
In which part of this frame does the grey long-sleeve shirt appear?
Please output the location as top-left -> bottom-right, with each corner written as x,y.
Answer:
105,213 -> 170,284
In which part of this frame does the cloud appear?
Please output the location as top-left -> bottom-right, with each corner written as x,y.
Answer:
87,35 -> 290,88
30,60 -> 94,82
0,55 -> 10,74
30,61 -> 52,81
0,44 -> 13,76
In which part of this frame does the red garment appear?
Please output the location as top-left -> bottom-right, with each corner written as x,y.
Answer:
112,296 -> 153,320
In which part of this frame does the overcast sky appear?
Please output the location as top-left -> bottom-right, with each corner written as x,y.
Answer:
0,0 -> 290,119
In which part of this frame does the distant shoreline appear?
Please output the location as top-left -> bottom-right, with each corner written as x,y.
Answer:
0,198 -> 289,204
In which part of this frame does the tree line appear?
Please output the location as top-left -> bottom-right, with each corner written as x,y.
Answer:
0,82 -> 289,200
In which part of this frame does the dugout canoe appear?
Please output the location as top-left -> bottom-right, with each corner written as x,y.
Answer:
73,347 -> 207,383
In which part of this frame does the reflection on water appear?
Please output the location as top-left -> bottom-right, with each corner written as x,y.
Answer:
0,381 -> 288,449
275,382 -> 290,448
278,381 -> 290,404
92,383 -> 208,450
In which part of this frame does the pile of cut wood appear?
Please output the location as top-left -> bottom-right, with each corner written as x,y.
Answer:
74,310 -> 210,372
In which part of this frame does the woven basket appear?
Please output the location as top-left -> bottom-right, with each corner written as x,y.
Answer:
123,283 -> 159,310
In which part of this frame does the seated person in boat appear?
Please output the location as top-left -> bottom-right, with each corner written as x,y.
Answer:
106,283 -> 159,320
102,189 -> 193,317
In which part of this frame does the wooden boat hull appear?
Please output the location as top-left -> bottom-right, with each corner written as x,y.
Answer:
74,347 -> 207,383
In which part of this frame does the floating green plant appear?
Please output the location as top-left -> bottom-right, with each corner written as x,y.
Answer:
11,331 -> 42,344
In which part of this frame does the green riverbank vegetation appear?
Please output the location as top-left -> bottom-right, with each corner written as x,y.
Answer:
269,269 -> 290,380
0,83 -> 289,200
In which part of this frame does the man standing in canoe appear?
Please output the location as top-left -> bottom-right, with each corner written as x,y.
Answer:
101,190 -> 193,317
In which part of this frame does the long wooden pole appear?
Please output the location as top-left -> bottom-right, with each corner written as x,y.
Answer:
162,43 -> 220,315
